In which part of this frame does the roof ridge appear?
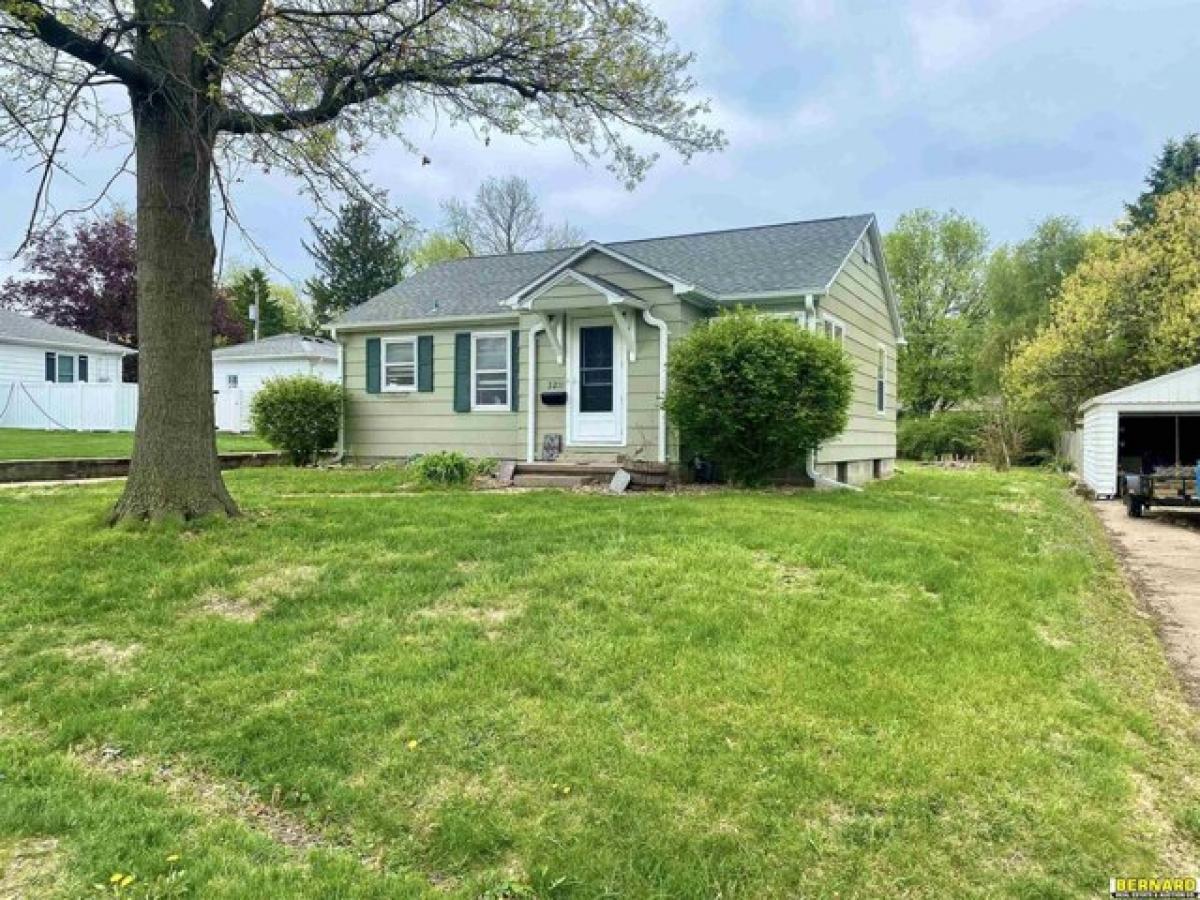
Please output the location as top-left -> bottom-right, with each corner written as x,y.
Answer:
609,214 -> 874,248
417,214 -> 874,267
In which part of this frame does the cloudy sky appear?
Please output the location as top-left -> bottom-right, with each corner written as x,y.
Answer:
2,0 -> 1197,291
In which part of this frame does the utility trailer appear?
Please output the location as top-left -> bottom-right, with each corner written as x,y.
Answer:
1122,467 -> 1200,518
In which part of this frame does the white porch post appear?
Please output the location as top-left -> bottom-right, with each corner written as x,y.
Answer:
526,322 -> 544,463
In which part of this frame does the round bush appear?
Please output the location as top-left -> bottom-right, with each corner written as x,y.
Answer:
250,375 -> 341,466
664,309 -> 853,484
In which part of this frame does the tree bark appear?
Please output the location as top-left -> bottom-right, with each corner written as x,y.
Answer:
110,96 -> 237,521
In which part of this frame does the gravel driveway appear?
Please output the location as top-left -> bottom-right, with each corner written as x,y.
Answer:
1094,500 -> 1200,706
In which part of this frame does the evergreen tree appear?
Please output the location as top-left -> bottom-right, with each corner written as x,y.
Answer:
1126,133 -> 1200,230
229,268 -> 289,339
305,201 -> 408,324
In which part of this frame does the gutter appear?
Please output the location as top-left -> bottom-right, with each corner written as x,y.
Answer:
640,308 -> 669,464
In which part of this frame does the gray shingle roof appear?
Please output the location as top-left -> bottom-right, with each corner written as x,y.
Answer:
0,307 -> 133,353
212,333 -> 338,361
333,214 -> 874,327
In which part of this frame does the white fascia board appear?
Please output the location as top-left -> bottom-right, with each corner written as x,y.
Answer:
520,269 -> 647,311
0,335 -> 134,355
820,216 -> 906,344
503,241 -> 709,306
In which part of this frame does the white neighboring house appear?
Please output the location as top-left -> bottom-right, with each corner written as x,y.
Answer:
213,333 -> 340,432
0,308 -> 137,431
0,307 -> 130,384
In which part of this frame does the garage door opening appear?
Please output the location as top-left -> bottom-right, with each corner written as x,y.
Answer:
1118,414 -> 1200,478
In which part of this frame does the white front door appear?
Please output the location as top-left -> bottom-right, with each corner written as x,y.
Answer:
569,321 -> 625,446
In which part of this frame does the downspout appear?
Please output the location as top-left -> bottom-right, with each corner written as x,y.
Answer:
641,308 -> 669,464
805,449 -> 861,492
526,322 -> 544,463
797,292 -> 858,490
332,327 -> 346,463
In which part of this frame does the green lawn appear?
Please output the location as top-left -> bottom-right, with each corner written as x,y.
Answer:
0,467 -> 1197,898
0,429 -> 270,460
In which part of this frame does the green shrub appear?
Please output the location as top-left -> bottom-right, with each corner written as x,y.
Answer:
408,451 -> 476,486
898,407 -> 1060,465
897,412 -> 984,460
664,308 -> 853,484
250,375 -> 341,466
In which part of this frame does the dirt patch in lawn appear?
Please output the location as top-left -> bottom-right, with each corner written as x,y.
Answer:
415,604 -> 520,640
193,566 -> 323,623
1093,502 -> 1200,707
71,744 -> 334,854
0,836 -> 63,899
62,640 -> 142,669
196,589 -> 265,623
752,551 -> 814,589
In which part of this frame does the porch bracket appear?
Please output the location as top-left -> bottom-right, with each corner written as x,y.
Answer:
538,313 -> 564,364
612,307 -> 637,362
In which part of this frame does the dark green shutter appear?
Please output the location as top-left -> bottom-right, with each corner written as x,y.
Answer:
417,335 -> 434,392
44,352 -> 55,382
453,333 -> 471,412
78,355 -> 89,382
510,330 -> 520,412
366,338 -> 381,394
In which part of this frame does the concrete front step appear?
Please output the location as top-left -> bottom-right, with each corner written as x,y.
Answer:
509,460 -> 671,491
512,474 -> 595,489
514,462 -> 620,477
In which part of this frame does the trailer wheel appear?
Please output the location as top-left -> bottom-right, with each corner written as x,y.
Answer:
1126,496 -> 1145,518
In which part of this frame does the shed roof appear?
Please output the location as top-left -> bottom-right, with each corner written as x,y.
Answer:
1081,363 -> 1200,411
213,333 -> 338,361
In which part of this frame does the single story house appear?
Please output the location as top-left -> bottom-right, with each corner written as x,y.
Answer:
329,214 -> 904,484
212,333 -> 339,432
0,307 -> 131,384
1078,363 -> 1200,497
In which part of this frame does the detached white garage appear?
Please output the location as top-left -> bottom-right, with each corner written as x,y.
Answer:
213,333 -> 339,432
1079,363 -> 1200,497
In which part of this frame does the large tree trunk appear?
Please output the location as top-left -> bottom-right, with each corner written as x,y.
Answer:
110,97 -> 237,521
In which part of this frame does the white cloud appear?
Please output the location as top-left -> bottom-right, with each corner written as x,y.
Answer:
907,0 -> 1080,73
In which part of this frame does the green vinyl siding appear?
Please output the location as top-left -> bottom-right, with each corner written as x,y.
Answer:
814,239 -> 898,464
343,322 -> 522,460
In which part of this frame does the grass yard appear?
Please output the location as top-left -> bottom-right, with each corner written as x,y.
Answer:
0,429 -> 270,460
0,467 -> 1198,897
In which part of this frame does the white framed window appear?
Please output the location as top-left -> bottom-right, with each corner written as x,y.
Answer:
876,344 -> 887,414
820,316 -> 846,345
226,373 -> 239,389
471,331 -> 510,410
382,336 -> 417,392
860,237 -> 873,266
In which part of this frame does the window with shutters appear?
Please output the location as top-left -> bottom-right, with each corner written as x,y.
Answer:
472,332 -> 510,410
382,337 -> 417,392
56,353 -> 75,383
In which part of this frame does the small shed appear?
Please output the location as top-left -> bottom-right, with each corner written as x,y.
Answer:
1079,363 -> 1200,497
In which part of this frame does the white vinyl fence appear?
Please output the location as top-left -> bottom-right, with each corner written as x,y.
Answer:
0,381 -> 139,432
